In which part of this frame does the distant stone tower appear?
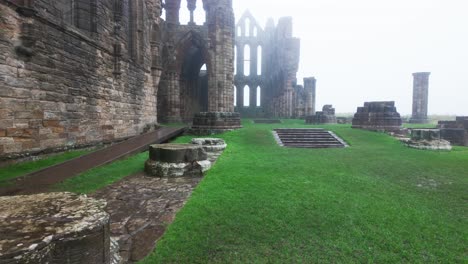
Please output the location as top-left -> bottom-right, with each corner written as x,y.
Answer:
303,77 -> 316,116
410,72 -> 430,124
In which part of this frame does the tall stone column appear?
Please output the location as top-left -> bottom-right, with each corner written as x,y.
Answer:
164,71 -> 182,123
304,77 -> 316,116
410,72 -> 430,124
165,0 -> 181,25
192,0 -> 241,134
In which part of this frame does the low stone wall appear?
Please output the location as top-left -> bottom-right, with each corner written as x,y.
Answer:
437,116 -> 468,146
0,192 -> 110,264
406,129 -> 451,151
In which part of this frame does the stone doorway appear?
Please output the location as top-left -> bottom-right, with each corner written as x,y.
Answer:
180,50 -> 209,122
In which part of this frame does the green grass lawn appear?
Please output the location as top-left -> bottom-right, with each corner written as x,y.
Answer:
0,150 -> 91,185
53,151 -> 148,194
139,119 -> 468,263
3,120 -> 465,262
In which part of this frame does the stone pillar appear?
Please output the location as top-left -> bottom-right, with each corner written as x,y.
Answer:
187,0 -> 196,25
165,0 -> 181,25
192,0 -> 241,133
304,77 -> 316,116
164,71 -> 182,123
410,72 -> 430,124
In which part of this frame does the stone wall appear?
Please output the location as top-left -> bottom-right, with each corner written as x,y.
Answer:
1,0 -> 239,158
0,0 -> 162,159
438,116 -> 468,146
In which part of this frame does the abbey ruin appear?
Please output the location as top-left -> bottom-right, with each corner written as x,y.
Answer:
0,0 -> 241,159
234,11 -> 315,118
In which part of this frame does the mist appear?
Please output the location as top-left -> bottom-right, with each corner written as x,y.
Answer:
184,0 -> 468,115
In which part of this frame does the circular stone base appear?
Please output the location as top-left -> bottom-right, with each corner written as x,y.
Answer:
191,138 -> 227,163
145,160 -> 211,178
145,143 -> 211,177
0,192 -> 110,264
148,143 -> 207,163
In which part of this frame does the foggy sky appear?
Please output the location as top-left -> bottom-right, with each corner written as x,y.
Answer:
186,0 -> 468,115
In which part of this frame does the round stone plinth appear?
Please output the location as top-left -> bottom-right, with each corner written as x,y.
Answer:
0,192 -> 110,264
191,138 -> 227,163
145,144 -> 211,178
148,143 -> 208,163
191,112 -> 242,135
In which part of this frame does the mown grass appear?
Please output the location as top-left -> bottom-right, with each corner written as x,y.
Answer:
0,150 -> 91,185
139,119 -> 467,263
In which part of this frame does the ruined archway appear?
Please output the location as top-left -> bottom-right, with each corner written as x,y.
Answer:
175,31 -> 211,122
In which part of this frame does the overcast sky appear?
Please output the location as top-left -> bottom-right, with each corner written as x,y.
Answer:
185,0 -> 468,115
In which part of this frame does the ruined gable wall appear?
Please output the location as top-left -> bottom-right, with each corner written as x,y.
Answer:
0,0 -> 161,159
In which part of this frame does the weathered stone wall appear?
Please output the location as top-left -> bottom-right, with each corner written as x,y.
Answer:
0,0 -> 162,159
438,116 -> 468,146
234,12 -> 302,118
352,101 -> 403,131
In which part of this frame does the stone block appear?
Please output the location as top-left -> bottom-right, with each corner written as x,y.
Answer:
191,138 -> 227,163
145,144 -> 211,178
352,101 -> 402,131
148,143 -> 207,163
0,193 -> 110,264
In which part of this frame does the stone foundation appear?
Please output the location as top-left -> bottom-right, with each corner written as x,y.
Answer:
305,105 -> 337,124
191,138 -> 227,163
0,192 -> 110,264
406,129 -> 452,150
352,101 -> 402,131
145,144 -> 211,178
438,117 -> 468,146
191,112 -> 242,135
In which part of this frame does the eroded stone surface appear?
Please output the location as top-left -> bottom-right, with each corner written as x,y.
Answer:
191,138 -> 227,163
91,173 -> 202,263
145,143 -> 211,177
148,144 -> 207,163
406,129 -> 452,150
0,192 -> 109,264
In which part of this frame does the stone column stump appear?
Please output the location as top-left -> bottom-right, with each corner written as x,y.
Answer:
145,144 -> 211,177
0,192 -> 110,264
191,138 -> 227,163
406,129 -> 452,150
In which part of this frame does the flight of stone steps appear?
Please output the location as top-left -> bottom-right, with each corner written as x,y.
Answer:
273,128 -> 347,148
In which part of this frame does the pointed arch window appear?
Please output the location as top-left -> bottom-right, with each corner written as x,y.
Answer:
256,86 -> 261,106
243,86 -> 250,107
244,45 -> 250,76
257,46 -> 262,75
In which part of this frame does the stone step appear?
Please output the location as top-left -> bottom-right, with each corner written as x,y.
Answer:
274,128 -> 347,148
283,144 -> 345,148
278,136 -> 337,139
281,139 -> 341,144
